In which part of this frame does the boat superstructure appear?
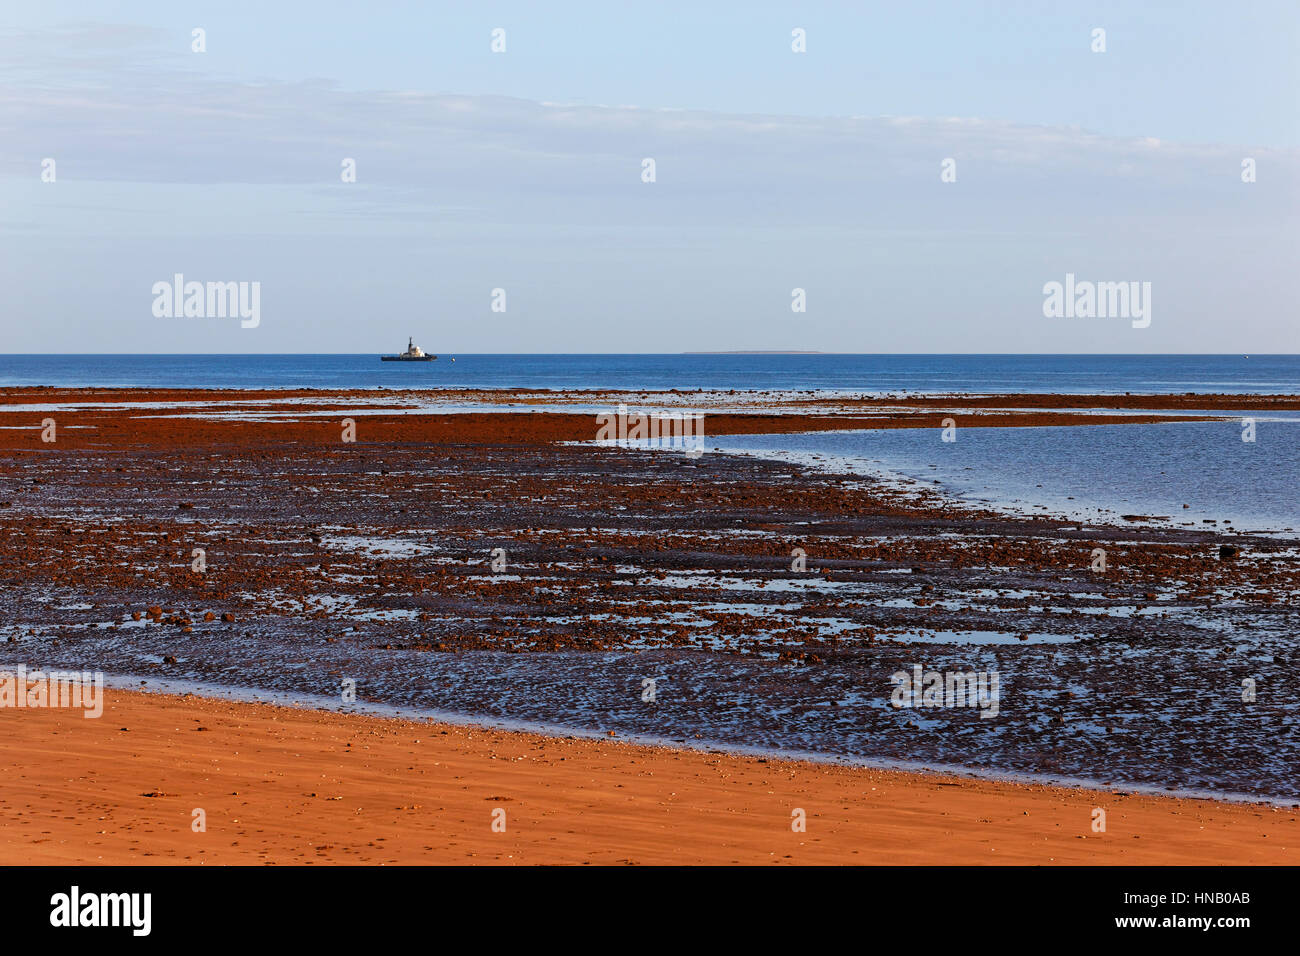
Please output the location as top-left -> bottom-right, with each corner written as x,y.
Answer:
381,337 -> 436,362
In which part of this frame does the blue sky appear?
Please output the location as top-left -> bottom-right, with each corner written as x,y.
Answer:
1,1 -> 1297,353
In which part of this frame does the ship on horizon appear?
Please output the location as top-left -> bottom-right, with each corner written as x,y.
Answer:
381,337 -> 436,362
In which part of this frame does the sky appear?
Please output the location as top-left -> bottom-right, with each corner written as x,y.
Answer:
1,1 -> 1297,354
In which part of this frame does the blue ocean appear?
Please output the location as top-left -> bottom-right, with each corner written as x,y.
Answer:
710,420 -> 1300,533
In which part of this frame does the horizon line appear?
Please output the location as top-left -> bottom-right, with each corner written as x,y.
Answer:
0,352 -> 1293,359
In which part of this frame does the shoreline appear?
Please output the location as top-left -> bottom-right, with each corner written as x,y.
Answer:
1,687 -> 1293,866
4,385 -> 1300,407
15,667 -> 1293,809
698,437 -> 1296,538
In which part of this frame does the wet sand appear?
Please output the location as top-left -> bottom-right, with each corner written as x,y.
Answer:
0,688 -> 1292,865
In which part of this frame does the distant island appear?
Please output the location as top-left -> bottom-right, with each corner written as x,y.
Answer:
682,350 -> 826,355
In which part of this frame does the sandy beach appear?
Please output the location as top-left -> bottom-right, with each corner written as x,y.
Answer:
1,687 -> 1293,865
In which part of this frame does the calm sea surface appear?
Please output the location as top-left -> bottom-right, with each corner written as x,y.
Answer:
710,420 -> 1300,533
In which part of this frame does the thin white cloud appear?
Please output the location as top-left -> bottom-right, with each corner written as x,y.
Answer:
3,22 -> 1294,209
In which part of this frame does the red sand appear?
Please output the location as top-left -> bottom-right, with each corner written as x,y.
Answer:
0,690 -> 1292,865
0,387 -> 1239,450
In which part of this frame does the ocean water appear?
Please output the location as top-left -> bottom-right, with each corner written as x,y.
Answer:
710,419 -> 1300,533
0,353 -> 1297,394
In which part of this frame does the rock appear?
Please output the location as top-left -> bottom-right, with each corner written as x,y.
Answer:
1219,544 -> 1239,560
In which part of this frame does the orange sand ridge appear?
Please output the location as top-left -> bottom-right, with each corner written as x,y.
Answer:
0,689 -> 1292,865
